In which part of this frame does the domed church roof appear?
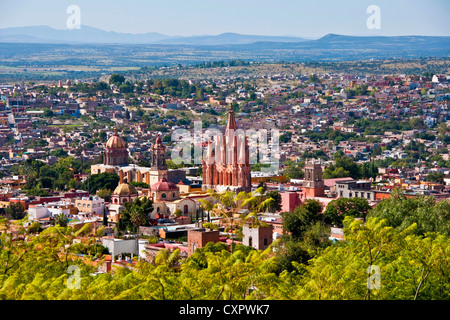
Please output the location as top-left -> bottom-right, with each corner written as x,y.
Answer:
113,180 -> 138,196
151,178 -> 178,192
106,128 -> 127,149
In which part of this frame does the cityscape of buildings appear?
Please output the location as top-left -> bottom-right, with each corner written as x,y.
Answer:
0,64 -> 449,301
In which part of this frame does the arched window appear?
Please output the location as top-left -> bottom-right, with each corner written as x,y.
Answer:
161,193 -> 166,199
173,193 -> 176,198
184,204 -> 188,214
157,207 -> 160,213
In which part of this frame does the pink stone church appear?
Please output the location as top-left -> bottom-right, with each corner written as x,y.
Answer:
202,105 -> 252,192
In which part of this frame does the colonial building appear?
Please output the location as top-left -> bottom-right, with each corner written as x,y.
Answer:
242,223 -> 273,250
111,179 -> 139,206
90,131 -> 185,187
202,105 -> 251,192
103,128 -> 128,166
74,195 -> 105,216
335,180 -> 375,201
109,179 -> 139,222
147,135 -> 169,187
149,176 -> 197,219
302,159 -> 325,198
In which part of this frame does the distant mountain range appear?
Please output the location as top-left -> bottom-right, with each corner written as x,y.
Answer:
0,25 -> 448,71
0,25 -> 174,44
0,25 -> 308,45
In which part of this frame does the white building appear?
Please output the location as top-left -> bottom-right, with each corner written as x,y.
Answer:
102,238 -> 148,260
44,201 -> 72,217
74,196 -> 105,216
28,205 -> 49,220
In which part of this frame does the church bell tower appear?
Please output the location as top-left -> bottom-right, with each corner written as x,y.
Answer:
303,159 -> 325,198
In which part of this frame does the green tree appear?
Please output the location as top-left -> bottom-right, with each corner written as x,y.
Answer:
284,160 -> 305,180
426,171 -> 444,184
43,109 -> 54,117
109,74 -> 125,86
119,84 -> 133,94
272,199 -> 329,274
323,154 -> 364,179
96,189 -> 112,202
27,221 -> 41,234
118,197 -> 153,234
282,199 -> 323,240
4,202 -> 26,220
265,191 -> 282,213
82,172 -> 120,195
68,179 -> 82,190
368,188 -> 450,236
300,216 -> 450,300
50,149 -> 68,157
54,213 -> 69,227
323,197 -> 371,227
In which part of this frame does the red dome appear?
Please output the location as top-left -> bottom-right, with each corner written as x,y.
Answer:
151,178 -> 178,192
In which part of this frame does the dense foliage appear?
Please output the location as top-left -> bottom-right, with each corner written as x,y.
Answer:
0,193 -> 449,300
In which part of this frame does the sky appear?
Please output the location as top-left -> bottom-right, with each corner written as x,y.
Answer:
1,0 -> 449,38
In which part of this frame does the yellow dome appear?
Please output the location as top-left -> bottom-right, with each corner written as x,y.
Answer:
106,128 -> 127,149
113,182 -> 138,196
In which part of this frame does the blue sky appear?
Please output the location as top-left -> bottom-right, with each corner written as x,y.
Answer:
1,0 -> 449,37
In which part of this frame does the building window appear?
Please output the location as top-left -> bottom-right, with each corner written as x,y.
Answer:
161,193 -> 166,199
367,193 -> 371,199
173,193 -> 176,198
248,236 -> 253,248
184,205 -> 188,214
349,193 -> 352,197
263,237 -> 268,247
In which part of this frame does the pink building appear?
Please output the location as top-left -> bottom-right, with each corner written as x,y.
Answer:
280,191 -> 302,212
202,105 -> 251,192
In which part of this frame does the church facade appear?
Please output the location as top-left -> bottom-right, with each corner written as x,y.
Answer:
202,105 -> 252,193
90,131 -> 182,187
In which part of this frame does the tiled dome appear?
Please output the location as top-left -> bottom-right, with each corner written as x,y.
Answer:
113,182 -> 138,196
151,178 -> 178,192
106,128 -> 127,149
